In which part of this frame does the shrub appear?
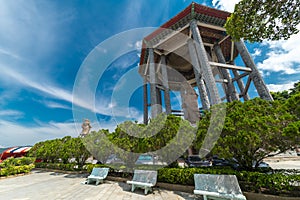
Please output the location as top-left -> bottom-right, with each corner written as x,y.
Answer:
157,167 -> 300,194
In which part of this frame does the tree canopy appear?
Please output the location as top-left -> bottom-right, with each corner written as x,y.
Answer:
195,82 -> 300,170
271,81 -> 300,101
196,98 -> 299,170
225,0 -> 300,42
83,114 -> 195,170
28,136 -> 91,167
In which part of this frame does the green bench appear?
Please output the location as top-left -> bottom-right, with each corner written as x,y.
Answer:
127,170 -> 157,195
194,174 -> 247,200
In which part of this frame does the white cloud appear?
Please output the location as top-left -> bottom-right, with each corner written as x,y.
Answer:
257,27 -> 300,75
212,0 -> 241,12
252,48 -> 262,58
0,110 -> 23,118
0,63 -> 142,121
0,120 -> 79,147
43,101 -> 71,110
267,81 -> 297,92
135,40 -> 143,50
0,65 -> 74,102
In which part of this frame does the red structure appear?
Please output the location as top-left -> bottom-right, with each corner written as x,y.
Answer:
0,146 -> 32,162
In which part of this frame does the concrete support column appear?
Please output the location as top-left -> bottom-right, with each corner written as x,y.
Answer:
190,20 -> 221,105
235,40 -> 273,101
160,55 -> 172,114
180,87 -> 200,124
187,39 -> 210,110
149,48 -> 160,118
156,87 -> 162,114
213,44 -> 239,101
143,77 -> 148,124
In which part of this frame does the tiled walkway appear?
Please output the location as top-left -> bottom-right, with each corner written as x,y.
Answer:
0,170 -> 195,200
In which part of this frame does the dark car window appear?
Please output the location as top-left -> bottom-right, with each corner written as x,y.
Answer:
189,156 -> 201,161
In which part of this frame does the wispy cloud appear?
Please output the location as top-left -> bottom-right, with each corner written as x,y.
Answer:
0,110 -> 24,119
0,65 -> 73,102
0,120 -> 78,147
0,48 -> 23,60
43,100 -> 71,110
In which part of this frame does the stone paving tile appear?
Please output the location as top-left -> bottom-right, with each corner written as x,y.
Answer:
0,170 -> 196,200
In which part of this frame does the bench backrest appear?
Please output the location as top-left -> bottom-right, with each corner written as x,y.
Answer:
194,174 -> 243,195
132,170 -> 157,185
90,167 -> 109,178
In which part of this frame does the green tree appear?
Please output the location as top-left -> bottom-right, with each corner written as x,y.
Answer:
225,0 -> 300,42
286,93 -> 300,120
67,137 -> 91,168
197,98 -> 299,170
84,114 -> 195,170
29,136 -> 91,167
271,81 -> 300,101
290,81 -> 300,96
271,90 -> 290,101
58,136 -> 73,164
83,129 -> 117,164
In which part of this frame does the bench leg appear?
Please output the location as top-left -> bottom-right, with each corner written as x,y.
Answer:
203,195 -> 208,200
144,187 -> 149,195
144,187 -> 153,195
131,184 -> 136,192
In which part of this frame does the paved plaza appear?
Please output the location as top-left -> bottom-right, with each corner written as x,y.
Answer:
0,170 -> 195,200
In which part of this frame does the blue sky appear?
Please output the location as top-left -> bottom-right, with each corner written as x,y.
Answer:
0,0 -> 299,147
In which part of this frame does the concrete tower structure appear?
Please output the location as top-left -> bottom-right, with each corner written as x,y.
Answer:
139,3 -> 273,124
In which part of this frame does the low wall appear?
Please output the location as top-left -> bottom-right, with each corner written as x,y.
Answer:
244,192 -> 300,200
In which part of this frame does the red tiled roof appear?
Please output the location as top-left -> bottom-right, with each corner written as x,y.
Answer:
144,2 -> 230,41
139,2 -> 231,67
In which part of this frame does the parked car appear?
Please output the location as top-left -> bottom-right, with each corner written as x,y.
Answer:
252,161 -> 270,169
211,156 -> 239,169
186,155 -> 212,167
176,158 -> 188,168
135,154 -> 154,165
105,154 -> 124,165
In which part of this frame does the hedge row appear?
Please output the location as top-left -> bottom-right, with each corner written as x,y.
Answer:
157,167 -> 300,194
0,157 -> 36,177
0,165 -> 35,177
34,163 -> 300,195
34,162 -> 89,171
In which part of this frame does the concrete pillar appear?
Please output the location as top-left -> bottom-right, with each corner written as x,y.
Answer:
180,87 -> 200,124
190,20 -> 221,105
143,77 -> 148,124
187,39 -> 210,110
235,40 -> 273,101
213,44 -> 239,101
149,48 -> 160,118
160,55 -> 172,114
156,87 -> 162,114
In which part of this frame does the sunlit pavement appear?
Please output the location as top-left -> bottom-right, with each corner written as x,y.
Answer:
0,170 -> 194,200
265,159 -> 300,170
